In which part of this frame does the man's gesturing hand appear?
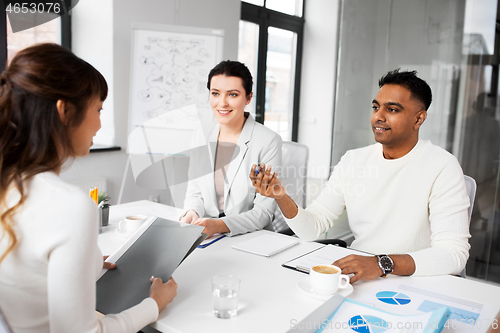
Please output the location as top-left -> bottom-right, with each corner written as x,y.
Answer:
249,163 -> 286,200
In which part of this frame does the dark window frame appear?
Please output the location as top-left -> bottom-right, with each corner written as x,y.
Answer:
241,1 -> 305,141
0,8 -> 120,151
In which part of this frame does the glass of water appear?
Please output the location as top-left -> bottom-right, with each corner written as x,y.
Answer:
212,275 -> 240,319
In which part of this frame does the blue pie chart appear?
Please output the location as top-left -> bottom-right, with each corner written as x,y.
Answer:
376,291 -> 411,305
349,315 -> 388,333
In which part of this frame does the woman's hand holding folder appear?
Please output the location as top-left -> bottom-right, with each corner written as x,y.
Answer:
149,276 -> 178,313
101,255 -> 178,313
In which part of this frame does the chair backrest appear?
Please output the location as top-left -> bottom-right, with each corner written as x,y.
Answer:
0,306 -> 13,333
464,175 -> 476,224
460,175 -> 476,278
272,141 -> 309,233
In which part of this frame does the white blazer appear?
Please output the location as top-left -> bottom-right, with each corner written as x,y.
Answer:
182,114 -> 282,236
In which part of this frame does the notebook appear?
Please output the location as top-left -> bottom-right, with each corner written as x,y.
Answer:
232,233 -> 299,257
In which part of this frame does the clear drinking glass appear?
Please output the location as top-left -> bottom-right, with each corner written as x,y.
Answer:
212,275 -> 240,319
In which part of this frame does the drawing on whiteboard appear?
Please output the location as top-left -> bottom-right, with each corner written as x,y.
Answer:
123,23 -> 224,206
133,33 -> 214,123
129,26 -> 222,133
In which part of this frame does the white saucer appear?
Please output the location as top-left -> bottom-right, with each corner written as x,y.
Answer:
297,276 -> 353,300
115,223 -> 135,236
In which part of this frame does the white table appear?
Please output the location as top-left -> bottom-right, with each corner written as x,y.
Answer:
98,200 -> 182,255
99,201 -> 500,333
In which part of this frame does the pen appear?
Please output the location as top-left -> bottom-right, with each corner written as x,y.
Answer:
255,166 -> 260,175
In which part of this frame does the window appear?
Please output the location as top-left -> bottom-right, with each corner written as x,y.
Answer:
0,3 -> 71,72
265,0 -> 303,16
239,0 -> 305,141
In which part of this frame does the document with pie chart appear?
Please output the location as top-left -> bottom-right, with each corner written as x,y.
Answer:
316,298 -> 450,333
350,278 -> 494,333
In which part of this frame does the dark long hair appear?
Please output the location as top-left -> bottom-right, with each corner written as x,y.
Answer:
0,43 -> 108,263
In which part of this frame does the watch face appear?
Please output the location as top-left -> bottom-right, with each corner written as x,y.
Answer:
379,255 -> 393,272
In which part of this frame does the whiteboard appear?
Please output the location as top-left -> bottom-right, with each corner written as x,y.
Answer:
127,22 -> 224,155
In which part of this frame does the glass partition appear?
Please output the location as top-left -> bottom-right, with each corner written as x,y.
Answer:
332,0 -> 500,283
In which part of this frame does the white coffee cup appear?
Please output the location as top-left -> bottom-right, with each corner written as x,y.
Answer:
118,214 -> 147,234
310,264 -> 350,295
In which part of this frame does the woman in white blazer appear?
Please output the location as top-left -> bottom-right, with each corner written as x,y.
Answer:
180,61 -> 282,237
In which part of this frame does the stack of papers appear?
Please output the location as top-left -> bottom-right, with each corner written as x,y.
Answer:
232,233 -> 299,257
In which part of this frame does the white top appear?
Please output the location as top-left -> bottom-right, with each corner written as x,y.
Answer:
286,140 -> 471,276
183,114 -> 282,236
214,142 -> 236,212
0,172 -> 158,333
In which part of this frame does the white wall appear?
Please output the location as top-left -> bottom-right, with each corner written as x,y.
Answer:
71,0 -> 114,147
60,0 -> 240,205
298,0 -> 340,181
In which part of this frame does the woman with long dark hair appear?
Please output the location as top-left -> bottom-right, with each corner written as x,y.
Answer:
0,43 -> 177,332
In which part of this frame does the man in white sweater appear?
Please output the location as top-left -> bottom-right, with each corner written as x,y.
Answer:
250,69 -> 471,283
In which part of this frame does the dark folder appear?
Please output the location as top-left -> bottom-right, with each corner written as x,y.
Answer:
96,217 -> 206,314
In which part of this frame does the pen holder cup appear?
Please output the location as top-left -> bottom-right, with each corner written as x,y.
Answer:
99,206 -> 109,233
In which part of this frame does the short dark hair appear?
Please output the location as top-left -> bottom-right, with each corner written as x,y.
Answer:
378,69 -> 432,110
207,60 -> 253,96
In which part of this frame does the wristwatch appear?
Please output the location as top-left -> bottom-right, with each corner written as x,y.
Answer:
377,254 -> 393,277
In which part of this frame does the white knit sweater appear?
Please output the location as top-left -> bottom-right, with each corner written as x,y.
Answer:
0,172 -> 158,333
286,140 -> 471,276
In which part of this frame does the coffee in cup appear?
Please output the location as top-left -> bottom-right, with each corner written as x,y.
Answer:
310,264 -> 349,295
312,265 -> 340,274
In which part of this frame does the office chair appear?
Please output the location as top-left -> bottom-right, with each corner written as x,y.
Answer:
272,141 -> 309,235
464,175 -> 476,224
460,175 -> 477,278
0,306 -> 13,333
